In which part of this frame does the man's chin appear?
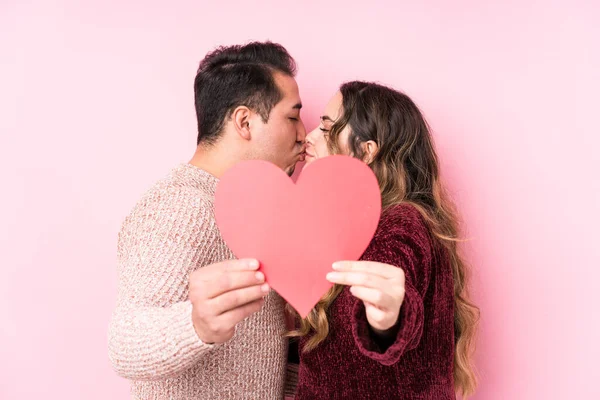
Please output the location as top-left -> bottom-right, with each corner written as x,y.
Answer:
285,160 -> 307,178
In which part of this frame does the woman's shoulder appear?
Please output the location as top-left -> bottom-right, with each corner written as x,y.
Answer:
362,202 -> 434,266
378,203 -> 429,235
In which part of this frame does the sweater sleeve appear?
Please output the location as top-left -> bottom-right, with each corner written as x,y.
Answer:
351,205 -> 433,366
108,187 -> 219,380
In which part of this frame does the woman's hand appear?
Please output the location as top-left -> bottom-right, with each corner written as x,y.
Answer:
326,261 -> 406,334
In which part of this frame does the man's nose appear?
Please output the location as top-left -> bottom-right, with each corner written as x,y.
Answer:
297,119 -> 307,143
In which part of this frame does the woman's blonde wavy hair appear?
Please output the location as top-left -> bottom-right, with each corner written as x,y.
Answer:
287,81 -> 480,398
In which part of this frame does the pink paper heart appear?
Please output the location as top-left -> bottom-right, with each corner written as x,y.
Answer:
214,155 -> 381,317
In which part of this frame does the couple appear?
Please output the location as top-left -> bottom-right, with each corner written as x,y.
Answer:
108,41 -> 479,399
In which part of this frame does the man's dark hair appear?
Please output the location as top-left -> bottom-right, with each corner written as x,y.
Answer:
193,41 -> 297,145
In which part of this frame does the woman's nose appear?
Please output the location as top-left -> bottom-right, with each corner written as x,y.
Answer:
306,127 -> 319,144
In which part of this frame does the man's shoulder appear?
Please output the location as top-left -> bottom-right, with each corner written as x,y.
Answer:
116,166 -> 221,257
125,165 -> 216,224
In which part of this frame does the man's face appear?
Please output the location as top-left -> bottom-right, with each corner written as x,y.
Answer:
248,72 -> 306,176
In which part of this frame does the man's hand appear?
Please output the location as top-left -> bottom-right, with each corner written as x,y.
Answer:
189,258 -> 270,344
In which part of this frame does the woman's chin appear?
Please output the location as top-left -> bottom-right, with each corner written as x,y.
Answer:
304,154 -> 317,166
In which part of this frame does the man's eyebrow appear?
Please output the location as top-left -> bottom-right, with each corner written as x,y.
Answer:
292,103 -> 302,109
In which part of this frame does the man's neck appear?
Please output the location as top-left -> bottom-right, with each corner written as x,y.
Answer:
189,142 -> 243,179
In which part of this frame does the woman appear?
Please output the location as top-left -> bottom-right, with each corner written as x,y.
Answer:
287,81 -> 479,399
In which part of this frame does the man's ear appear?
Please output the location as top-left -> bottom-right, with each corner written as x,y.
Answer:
362,140 -> 379,164
231,106 -> 252,140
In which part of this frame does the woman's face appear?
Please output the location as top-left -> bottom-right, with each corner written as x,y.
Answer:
305,91 -> 351,165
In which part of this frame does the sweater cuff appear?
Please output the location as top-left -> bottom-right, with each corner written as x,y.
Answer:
109,300 -> 216,380
284,362 -> 299,397
175,300 -> 216,351
351,282 -> 424,366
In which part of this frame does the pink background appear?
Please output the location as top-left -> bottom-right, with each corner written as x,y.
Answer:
1,1 -> 599,399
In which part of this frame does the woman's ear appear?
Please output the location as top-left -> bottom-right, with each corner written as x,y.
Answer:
362,140 -> 379,164
231,106 -> 252,140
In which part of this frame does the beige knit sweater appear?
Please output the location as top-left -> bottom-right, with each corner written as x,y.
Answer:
108,163 -> 288,399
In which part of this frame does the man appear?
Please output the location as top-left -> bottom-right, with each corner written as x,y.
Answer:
108,41 -> 306,399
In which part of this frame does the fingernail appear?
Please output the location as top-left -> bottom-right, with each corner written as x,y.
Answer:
332,262 -> 342,270
326,272 -> 337,281
261,283 -> 270,293
255,272 -> 265,282
248,259 -> 259,269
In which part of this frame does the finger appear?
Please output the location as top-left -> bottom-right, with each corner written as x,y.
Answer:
218,298 -> 265,328
332,261 -> 403,280
225,258 -> 260,271
210,258 -> 260,273
191,258 -> 260,282
349,286 -> 395,310
364,302 -> 389,326
210,283 -> 270,315
326,271 -> 389,289
364,303 -> 395,331
205,270 -> 266,299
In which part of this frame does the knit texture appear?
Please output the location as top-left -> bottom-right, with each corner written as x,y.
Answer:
108,163 -> 287,399
295,204 -> 456,399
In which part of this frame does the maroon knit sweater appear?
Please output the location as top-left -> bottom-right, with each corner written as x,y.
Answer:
295,204 -> 456,399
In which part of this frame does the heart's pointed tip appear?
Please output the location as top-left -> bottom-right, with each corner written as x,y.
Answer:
290,304 -> 313,319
